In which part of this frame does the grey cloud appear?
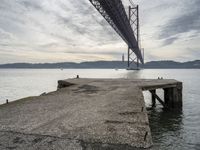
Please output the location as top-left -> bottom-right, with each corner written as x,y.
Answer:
159,0 -> 200,45
49,33 -> 74,43
19,0 -> 43,11
180,48 -> 200,60
70,0 -> 93,14
0,0 -> 140,63
3,0 -> 200,63
40,43 -> 59,48
58,2 -> 119,41
65,51 -> 122,55
0,29 -> 13,39
161,36 -> 178,46
160,10 -> 200,38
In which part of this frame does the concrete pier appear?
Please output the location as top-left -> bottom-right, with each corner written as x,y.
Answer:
139,79 -> 183,108
0,78 -> 182,149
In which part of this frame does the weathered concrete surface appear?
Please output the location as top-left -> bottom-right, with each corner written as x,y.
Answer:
0,131 -> 148,150
0,131 -> 82,150
0,78 -> 181,149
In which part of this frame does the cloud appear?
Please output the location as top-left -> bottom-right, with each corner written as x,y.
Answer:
159,0 -> 200,45
0,0 -> 200,63
0,28 -> 14,40
19,0 -> 43,10
161,36 -> 179,46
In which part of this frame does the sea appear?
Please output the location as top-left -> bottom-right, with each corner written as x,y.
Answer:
0,69 -> 200,150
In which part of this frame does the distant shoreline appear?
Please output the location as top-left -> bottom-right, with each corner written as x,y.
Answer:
0,68 -> 200,71
0,60 -> 200,69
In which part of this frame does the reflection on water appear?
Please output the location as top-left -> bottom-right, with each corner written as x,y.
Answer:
148,108 -> 184,150
126,70 -> 142,79
142,88 -> 185,149
0,69 -> 200,149
126,69 -> 200,150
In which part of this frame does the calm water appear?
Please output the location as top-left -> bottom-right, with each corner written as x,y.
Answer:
0,69 -> 200,150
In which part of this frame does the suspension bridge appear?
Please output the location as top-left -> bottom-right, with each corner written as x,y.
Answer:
89,0 -> 144,69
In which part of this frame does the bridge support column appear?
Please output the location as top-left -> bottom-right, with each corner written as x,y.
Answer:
127,5 -> 141,70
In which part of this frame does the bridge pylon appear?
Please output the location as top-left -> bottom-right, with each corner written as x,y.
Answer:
127,4 -> 142,70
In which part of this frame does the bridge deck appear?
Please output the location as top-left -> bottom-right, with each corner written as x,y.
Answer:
0,79 -> 182,149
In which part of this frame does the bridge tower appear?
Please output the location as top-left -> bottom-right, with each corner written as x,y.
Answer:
127,4 -> 141,70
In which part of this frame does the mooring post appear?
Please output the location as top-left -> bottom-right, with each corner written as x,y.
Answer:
164,88 -> 172,106
164,82 -> 182,109
174,82 -> 183,108
150,90 -> 156,107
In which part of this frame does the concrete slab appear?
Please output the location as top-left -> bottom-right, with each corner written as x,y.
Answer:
0,78 -> 181,149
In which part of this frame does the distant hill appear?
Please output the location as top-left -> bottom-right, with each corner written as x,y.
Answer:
0,61 -> 127,69
144,60 -> 200,68
0,60 -> 200,69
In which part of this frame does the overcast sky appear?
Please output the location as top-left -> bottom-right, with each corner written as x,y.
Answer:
0,0 -> 200,64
